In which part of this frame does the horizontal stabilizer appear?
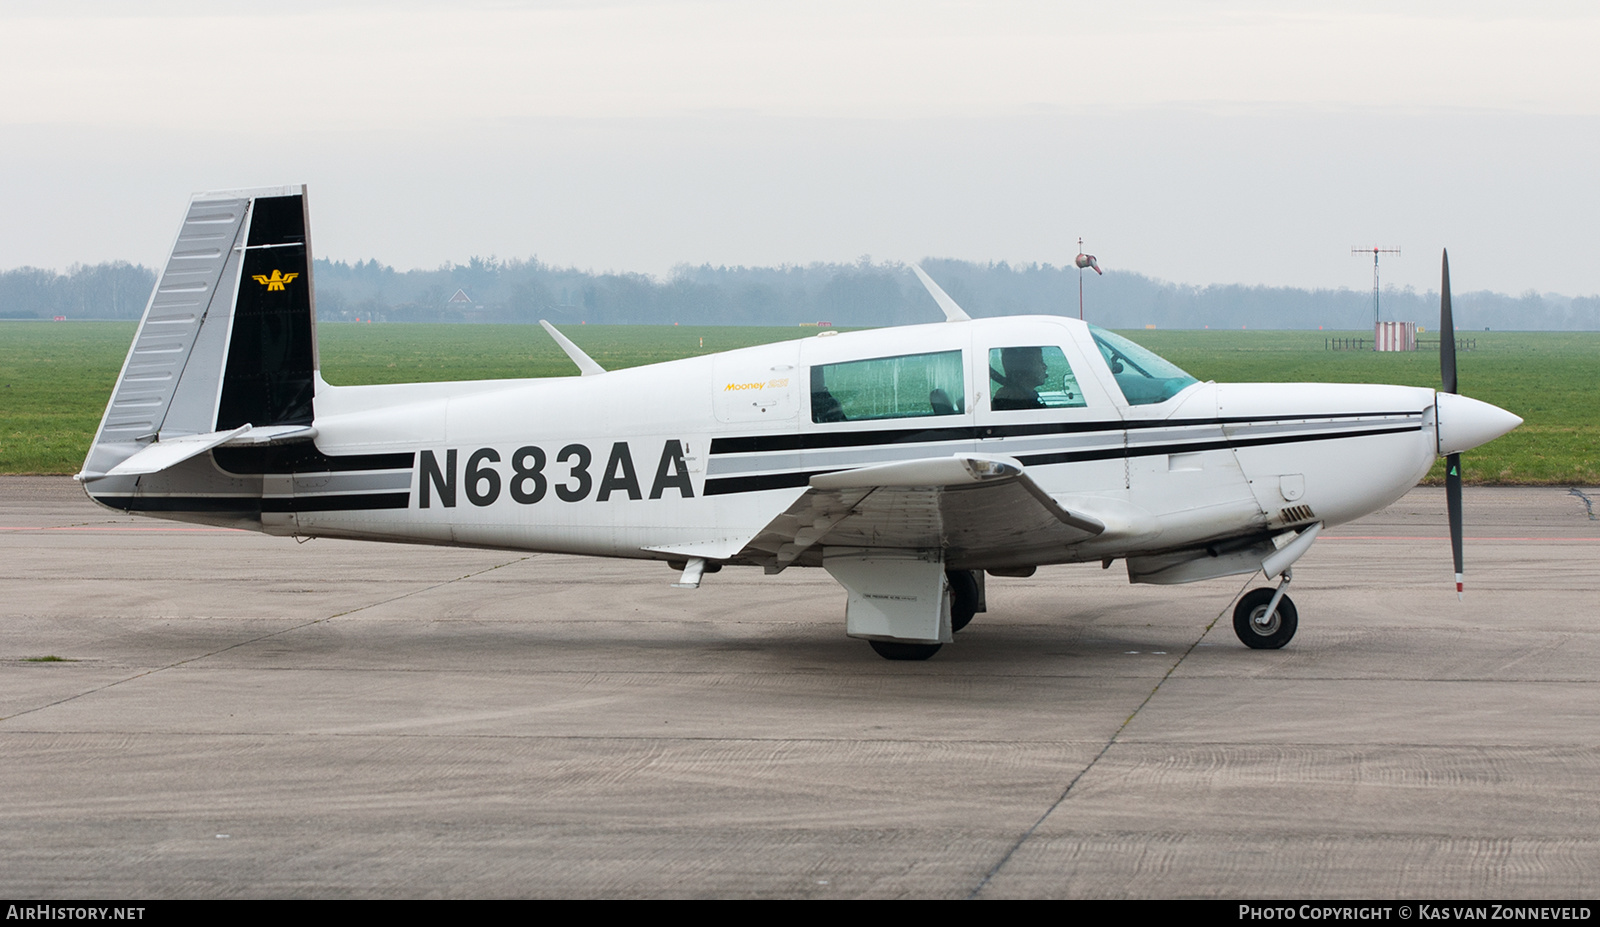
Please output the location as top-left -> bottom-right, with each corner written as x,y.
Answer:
77,423 -> 320,482
220,424 -> 318,447
81,426 -> 252,481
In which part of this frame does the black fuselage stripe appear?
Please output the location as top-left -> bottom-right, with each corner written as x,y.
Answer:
92,495 -> 262,514
703,472 -> 815,495
93,492 -> 412,514
262,493 -> 412,512
1015,424 -> 1420,467
708,411 -> 1425,455
213,447 -> 416,474
701,423 -> 1424,496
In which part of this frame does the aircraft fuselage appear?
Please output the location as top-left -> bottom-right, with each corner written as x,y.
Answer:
96,315 -> 1440,572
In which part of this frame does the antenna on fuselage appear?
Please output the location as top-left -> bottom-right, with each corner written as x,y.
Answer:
539,319 -> 606,376
911,265 -> 972,322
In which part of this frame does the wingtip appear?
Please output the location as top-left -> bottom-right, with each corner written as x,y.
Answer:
910,265 -> 973,323
540,319 -> 607,376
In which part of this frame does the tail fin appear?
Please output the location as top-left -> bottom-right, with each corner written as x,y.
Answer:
80,185 -> 319,482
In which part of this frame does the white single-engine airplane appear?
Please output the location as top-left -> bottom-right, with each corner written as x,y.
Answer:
79,186 -> 1522,659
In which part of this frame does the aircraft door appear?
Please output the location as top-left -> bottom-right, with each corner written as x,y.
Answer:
974,331 -> 1126,494
985,345 -> 1088,413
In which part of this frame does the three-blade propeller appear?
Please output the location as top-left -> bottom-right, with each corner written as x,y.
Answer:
1440,250 -> 1465,599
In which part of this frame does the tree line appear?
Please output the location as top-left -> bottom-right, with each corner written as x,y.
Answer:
5,257 -> 1598,331
0,262 -> 155,321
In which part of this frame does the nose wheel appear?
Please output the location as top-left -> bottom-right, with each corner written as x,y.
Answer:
1233,586 -> 1298,649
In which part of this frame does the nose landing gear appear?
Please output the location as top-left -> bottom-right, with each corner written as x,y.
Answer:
1233,571 -> 1298,649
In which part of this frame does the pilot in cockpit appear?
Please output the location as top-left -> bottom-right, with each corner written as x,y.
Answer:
991,346 -> 1048,411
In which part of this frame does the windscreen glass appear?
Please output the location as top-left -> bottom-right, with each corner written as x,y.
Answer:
1089,326 -> 1199,406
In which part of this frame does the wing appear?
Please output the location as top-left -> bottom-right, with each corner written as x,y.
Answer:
251,275 -> 270,284
734,454 -> 1106,571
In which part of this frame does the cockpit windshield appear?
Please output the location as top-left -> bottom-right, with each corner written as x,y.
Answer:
1088,326 -> 1199,406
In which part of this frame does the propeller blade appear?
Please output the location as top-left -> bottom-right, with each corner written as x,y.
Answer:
1446,452 -> 1464,599
1440,249 -> 1457,395
1441,251 -> 1464,597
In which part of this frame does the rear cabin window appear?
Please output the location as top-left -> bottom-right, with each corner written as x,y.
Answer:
811,350 -> 965,423
987,346 -> 1086,411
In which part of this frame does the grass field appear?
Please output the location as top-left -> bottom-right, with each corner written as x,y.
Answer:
1132,328 -> 1598,485
2,320 -> 1592,483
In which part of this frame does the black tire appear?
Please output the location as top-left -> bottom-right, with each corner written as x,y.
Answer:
1233,587 -> 1298,649
869,640 -> 943,661
947,570 -> 980,633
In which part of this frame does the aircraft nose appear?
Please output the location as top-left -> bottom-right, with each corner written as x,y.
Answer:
1435,392 -> 1523,456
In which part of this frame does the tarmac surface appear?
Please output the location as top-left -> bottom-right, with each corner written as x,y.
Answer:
2,476 -> 1598,899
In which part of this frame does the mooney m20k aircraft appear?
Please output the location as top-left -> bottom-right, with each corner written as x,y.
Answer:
79,186 -> 1522,660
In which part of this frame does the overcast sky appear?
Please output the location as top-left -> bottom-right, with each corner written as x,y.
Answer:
3,0 -> 1596,296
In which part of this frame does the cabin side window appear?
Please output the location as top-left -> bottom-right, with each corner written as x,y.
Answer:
810,350 -> 965,423
987,346 -> 1086,411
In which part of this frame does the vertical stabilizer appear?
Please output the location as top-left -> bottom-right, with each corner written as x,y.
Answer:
81,185 -> 319,481
217,190 -> 318,430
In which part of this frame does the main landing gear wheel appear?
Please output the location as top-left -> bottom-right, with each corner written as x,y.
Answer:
947,570 -> 980,633
1233,587 -> 1298,650
869,640 -> 943,661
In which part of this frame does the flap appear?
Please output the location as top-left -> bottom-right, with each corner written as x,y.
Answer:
734,454 -> 1107,570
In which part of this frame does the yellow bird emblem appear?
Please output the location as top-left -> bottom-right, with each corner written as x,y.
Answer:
252,270 -> 300,291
